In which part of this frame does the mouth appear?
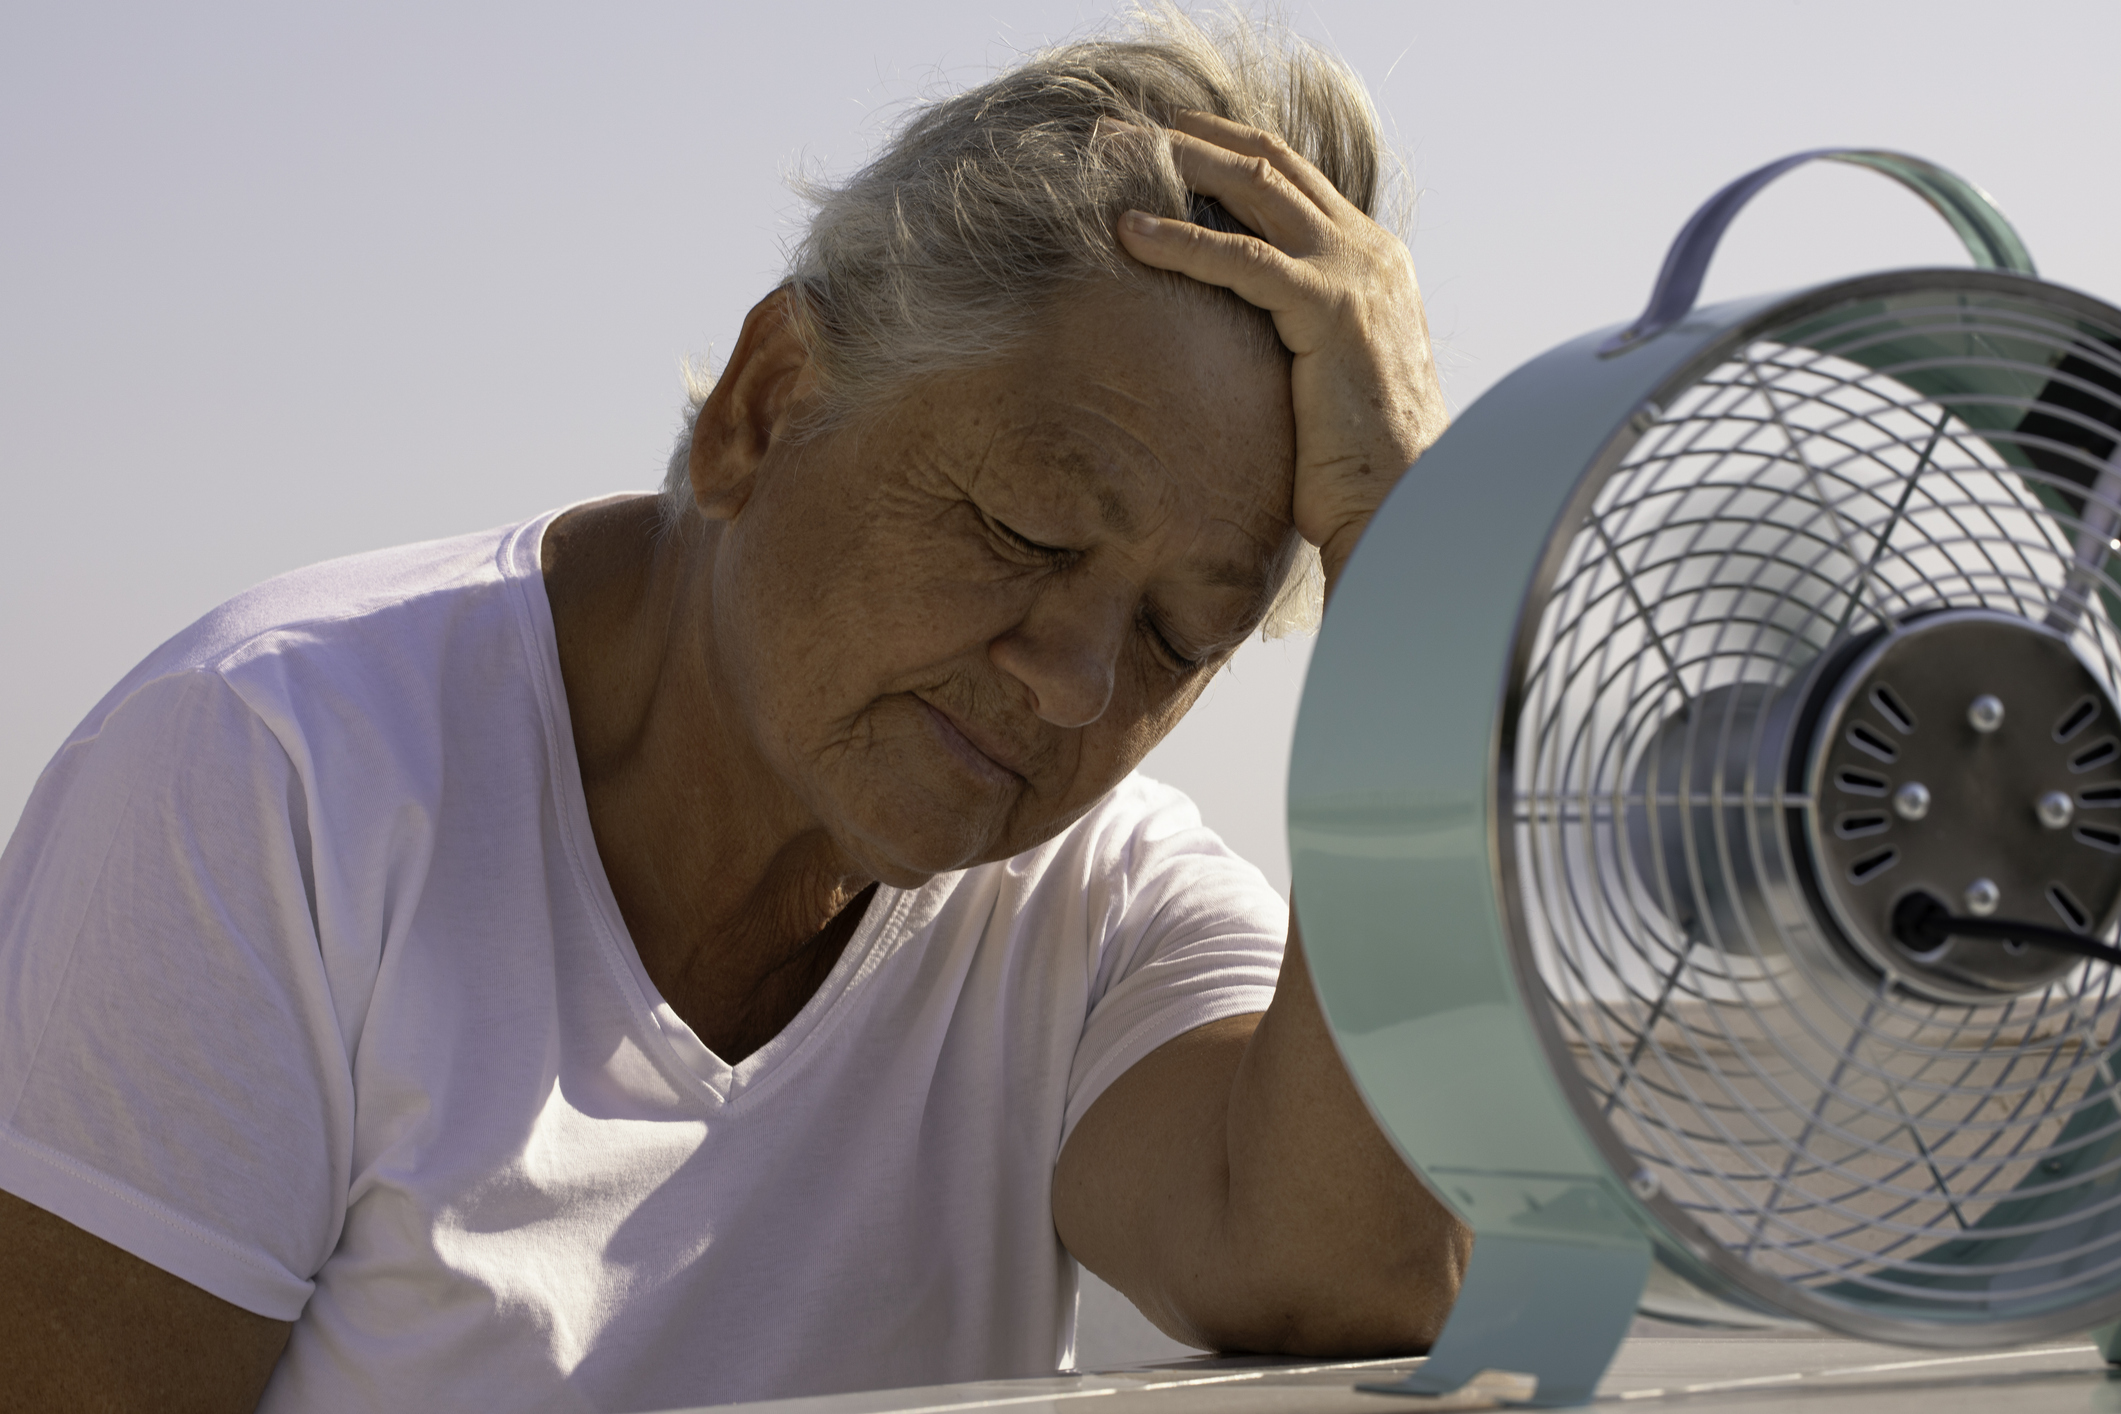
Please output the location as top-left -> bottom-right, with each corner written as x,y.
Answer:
915,697 -> 1028,787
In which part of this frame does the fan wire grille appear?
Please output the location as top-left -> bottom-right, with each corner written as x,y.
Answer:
1513,296 -> 2121,1320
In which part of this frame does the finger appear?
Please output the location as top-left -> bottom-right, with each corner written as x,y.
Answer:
1163,128 -> 1334,256
1116,210 -> 1325,327
1168,109 -> 1358,222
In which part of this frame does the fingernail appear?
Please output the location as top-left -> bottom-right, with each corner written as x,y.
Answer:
1122,210 -> 1160,235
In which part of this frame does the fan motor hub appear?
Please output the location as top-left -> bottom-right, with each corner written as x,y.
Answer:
1802,610 -> 2121,1001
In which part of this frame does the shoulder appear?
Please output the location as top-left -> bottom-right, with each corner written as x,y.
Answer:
62,515 -> 553,758
18,511 -> 580,905
116,520 -> 527,688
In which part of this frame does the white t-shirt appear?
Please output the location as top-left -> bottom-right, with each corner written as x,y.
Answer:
0,507 -> 1286,1414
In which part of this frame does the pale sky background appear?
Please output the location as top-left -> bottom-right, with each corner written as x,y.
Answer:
8,1 -> 2121,885
7,0 -> 2121,1371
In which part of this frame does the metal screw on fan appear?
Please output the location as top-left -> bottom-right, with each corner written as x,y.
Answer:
2038,790 -> 2075,829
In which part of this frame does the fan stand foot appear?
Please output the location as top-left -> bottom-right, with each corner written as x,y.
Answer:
1358,1234 -> 1650,1407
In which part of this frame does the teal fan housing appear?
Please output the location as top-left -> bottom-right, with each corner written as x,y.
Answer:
1290,150 -> 2121,1405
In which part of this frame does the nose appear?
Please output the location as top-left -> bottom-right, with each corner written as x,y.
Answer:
989,581 -> 1129,729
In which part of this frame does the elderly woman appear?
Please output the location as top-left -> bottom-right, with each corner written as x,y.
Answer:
0,10 -> 1466,1413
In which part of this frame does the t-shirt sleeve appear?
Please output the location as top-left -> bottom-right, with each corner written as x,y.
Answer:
1059,777 -> 1287,1146
0,669 -> 352,1320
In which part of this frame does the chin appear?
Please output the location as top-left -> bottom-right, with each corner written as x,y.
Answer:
800,707 -> 1100,885
822,770 -> 1019,885
847,785 -> 1112,889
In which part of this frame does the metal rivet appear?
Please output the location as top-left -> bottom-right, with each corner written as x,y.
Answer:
1893,782 -> 1931,821
1965,878 -> 2001,916
1968,695 -> 2006,733
2038,790 -> 2076,830
1628,1168 -> 1661,1200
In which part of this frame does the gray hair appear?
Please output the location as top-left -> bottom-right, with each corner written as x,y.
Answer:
664,5 -> 1403,638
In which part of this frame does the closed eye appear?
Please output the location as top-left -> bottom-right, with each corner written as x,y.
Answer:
977,507 -> 1071,563
1140,608 -> 1202,674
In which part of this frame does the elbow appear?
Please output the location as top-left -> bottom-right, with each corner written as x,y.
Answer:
1197,1218 -> 1474,1358
1395,1216 -> 1474,1351
1323,1219 -> 1471,1356
1392,1224 -> 1471,1353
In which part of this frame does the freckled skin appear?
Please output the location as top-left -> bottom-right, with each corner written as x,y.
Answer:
526,281 -> 1300,1070
537,107 -> 1472,1363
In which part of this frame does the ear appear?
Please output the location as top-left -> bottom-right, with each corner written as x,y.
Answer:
687,286 -> 817,522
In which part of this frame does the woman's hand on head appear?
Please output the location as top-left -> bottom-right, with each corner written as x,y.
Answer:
1116,109 -> 1447,593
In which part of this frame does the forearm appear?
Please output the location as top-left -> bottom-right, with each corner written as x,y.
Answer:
1196,922 -> 1471,1354
1054,923 -> 1469,1357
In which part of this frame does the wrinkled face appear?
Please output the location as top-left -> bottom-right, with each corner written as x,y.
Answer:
710,284 -> 1298,886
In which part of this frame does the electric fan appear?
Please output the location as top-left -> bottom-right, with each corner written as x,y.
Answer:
1290,149 -> 2121,1406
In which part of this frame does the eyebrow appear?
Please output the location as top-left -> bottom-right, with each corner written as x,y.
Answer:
1079,470 -> 1268,595
1017,419 -> 1276,595
1041,438 -> 1137,535
1197,557 -> 1269,594
1093,487 -> 1134,535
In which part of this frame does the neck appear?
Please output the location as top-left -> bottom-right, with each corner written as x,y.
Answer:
542,496 -> 876,1053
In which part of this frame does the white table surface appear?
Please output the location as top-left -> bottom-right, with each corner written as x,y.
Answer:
658,1321 -> 2121,1414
